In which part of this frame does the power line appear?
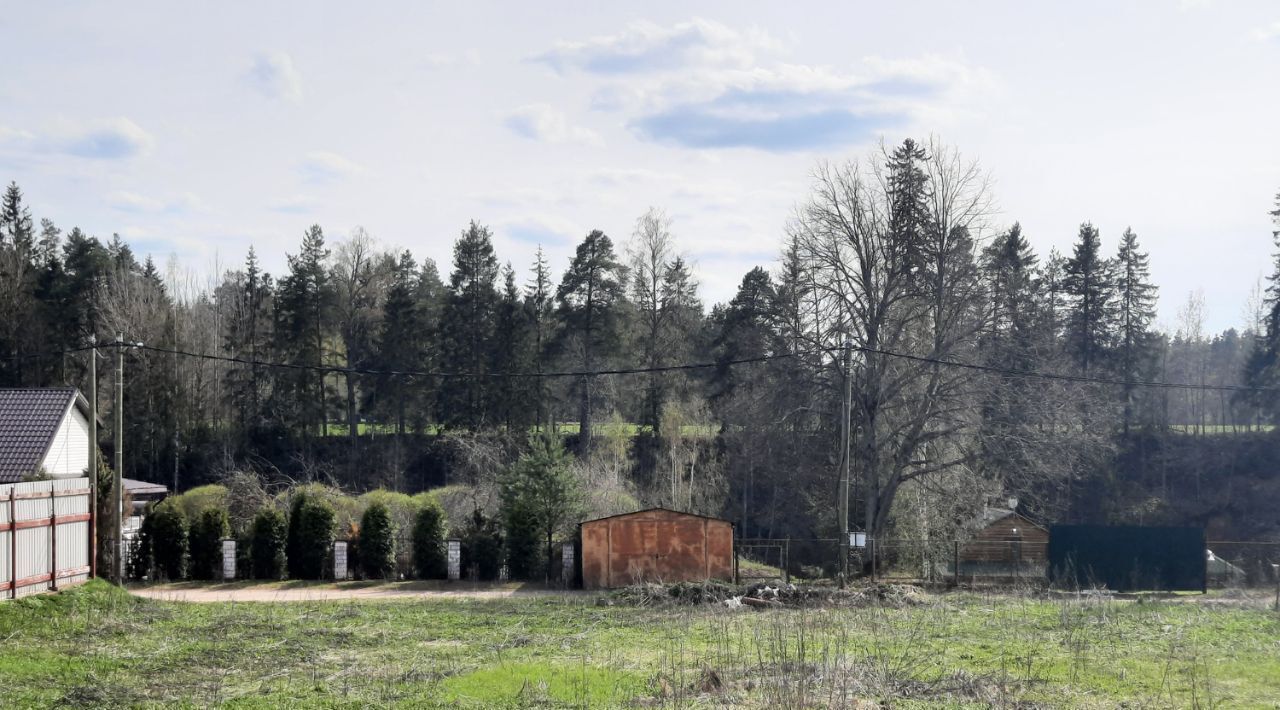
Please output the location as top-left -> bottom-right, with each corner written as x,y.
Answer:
128,342 -> 817,379
852,344 -> 1271,394
3,340 -> 1274,395
0,344 -> 97,362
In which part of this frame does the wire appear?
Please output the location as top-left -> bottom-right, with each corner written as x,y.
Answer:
852,344 -> 1271,394
0,344 -> 97,362
4,339 -> 1273,395
128,342 -> 822,379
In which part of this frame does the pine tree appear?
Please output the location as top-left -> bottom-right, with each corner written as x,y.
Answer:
556,229 -> 627,451
713,266 -> 775,400
1063,222 -> 1117,374
1114,227 -> 1158,433
438,221 -> 499,428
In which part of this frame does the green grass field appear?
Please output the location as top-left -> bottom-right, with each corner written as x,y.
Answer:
1,581 -> 1277,708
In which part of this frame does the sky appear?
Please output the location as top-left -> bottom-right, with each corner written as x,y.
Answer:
1,1 -> 1277,333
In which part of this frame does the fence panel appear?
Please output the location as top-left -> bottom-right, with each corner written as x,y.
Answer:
0,477 -> 91,599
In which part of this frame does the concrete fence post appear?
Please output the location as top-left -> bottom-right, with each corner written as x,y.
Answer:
446,539 -> 461,581
332,540 -> 348,581
561,543 -> 574,587
221,539 -> 236,581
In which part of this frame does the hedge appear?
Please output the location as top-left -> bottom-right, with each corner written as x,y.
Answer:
250,507 -> 288,580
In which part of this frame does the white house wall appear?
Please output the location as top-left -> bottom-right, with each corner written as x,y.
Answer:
39,405 -> 89,478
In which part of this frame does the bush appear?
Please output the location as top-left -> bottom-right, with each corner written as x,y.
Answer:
148,503 -> 187,581
290,497 -> 335,580
358,502 -> 396,579
169,484 -> 229,524
411,500 -> 447,579
504,502 -> 541,580
285,491 -> 308,577
461,509 -> 503,581
249,507 -> 288,580
189,508 -> 230,580
128,505 -> 155,580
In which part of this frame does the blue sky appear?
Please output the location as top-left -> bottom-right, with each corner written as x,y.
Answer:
1,1 -> 1278,332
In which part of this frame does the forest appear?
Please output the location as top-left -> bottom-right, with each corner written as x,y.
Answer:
2,137 -> 1279,547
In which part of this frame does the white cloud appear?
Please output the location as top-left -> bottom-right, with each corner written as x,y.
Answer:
246,51 -> 303,102
269,194 -> 318,213
532,20 -> 993,151
108,190 -> 206,213
58,117 -> 154,159
298,151 -> 367,183
1253,21 -> 1280,42
503,104 -> 603,146
498,214 -> 583,246
532,18 -> 780,74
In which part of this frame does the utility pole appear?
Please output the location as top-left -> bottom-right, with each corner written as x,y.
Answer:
88,334 -> 97,578
838,338 -> 853,587
113,332 -> 124,584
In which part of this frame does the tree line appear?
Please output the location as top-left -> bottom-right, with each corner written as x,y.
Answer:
2,139 -> 1279,547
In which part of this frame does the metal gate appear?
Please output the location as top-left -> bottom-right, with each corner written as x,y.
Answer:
734,538 -> 790,584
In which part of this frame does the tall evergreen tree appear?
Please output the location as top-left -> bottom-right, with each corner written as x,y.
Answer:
525,247 -> 555,429
274,225 -> 331,441
1114,227 -> 1158,433
374,250 -> 426,434
556,229 -> 627,451
224,248 -> 275,445
491,264 -> 534,430
1063,222 -> 1117,374
1244,191 -> 1280,419
1,181 -> 35,252
438,221 -> 500,428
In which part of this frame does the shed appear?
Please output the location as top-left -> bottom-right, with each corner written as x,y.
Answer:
958,506 -> 1049,579
579,508 -> 733,589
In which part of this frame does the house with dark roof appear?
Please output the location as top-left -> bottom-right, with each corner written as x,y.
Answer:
0,388 -> 94,483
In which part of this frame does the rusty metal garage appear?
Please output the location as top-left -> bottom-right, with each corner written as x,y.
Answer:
579,508 -> 734,589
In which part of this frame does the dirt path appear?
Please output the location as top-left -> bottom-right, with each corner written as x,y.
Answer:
131,582 -> 585,603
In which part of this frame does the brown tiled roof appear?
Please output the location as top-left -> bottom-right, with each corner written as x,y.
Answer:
0,388 -> 81,483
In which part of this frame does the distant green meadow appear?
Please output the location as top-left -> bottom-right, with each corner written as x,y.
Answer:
1,581 -> 1276,708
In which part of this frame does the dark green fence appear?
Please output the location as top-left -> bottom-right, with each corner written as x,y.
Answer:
1048,525 -> 1205,592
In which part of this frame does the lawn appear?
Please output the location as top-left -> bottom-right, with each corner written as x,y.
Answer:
0,581 -> 1277,708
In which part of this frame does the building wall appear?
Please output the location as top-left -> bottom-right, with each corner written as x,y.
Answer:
581,509 -> 733,589
960,513 -> 1049,565
39,405 -> 89,479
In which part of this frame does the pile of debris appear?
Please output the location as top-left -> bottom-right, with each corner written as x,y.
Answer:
608,581 -> 926,609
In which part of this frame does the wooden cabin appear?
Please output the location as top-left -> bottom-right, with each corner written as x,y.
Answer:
958,505 -> 1049,580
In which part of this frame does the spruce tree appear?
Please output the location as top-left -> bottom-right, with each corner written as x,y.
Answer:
491,263 -> 533,430
1244,191 -> 1280,419
1063,222 -> 1117,374
375,250 -> 426,434
438,221 -> 499,428
525,247 -> 555,429
1114,227 -> 1158,433
274,226 -> 330,440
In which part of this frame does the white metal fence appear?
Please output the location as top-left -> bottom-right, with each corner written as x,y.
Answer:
0,477 -> 92,599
